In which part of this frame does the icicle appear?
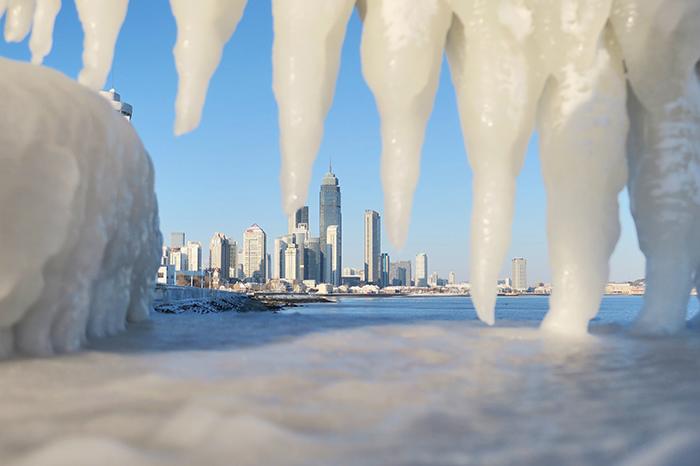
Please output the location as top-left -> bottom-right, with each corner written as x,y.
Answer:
29,0 -> 61,64
170,0 -> 247,135
4,0 -> 35,43
360,0 -> 452,248
75,0 -> 128,91
538,22 -> 628,335
611,0 -> 700,334
446,0 -> 544,324
272,0 -> 355,215
0,0 -> 8,22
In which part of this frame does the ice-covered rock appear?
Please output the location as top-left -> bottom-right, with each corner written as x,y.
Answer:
0,58 -> 161,357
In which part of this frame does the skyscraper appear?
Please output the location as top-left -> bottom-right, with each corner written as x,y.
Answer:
416,253 -> 428,287
380,253 -> 390,288
288,206 -> 309,233
319,167 -> 341,283
209,232 -> 230,280
364,210 -> 381,284
185,241 -> 202,272
448,271 -> 456,285
512,257 -> 527,291
304,236 -> 322,282
390,261 -> 412,286
170,232 -> 185,249
326,225 -> 341,286
243,224 -> 267,283
228,240 -> 238,279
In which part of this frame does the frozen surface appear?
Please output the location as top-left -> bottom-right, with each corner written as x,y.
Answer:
0,58 -> 161,357
2,297 -> 700,465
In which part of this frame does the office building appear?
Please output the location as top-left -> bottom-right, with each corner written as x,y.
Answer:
170,232 -> 185,249
326,225 -> 341,286
209,232 -> 230,280
288,206 -> 309,233
185,241 -> 202,272
319,167 -> 341,282
512,257 -> 528,291
416,253 -> 428,287
380,253 -> 390,288
364,210 -> 381,284
243,224 -> 267,282
390,261 -> 412,287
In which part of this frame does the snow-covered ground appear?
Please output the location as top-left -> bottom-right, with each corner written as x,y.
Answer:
2,297 -> 700,465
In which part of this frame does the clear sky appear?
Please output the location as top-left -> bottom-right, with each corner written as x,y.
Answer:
0,0 -> 646,283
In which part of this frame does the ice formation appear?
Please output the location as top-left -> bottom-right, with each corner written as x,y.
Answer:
0,0 -> 699,337
0,59 -> 161,357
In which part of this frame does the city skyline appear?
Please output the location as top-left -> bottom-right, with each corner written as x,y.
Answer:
3,1 -> 644,283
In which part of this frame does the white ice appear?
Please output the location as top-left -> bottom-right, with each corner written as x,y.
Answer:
272,0 -> 355,215
359,0 -> 452,248
170,0 -> 247,135
2,300 -> 700,464
75,0 -> 128,91
0,58 -> 161,357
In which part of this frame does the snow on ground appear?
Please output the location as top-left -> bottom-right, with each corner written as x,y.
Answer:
2,298 -> 700,465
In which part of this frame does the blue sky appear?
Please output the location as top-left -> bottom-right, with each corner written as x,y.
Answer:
0,0 -> 645,282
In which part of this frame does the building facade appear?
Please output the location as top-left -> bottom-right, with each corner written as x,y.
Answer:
416,253 -> 428,287
326,225 -> 341,286
209,232 -> 230,280
170,232 -> 185,249
319,168 -> 341,283
364,210 -> 381,284
390,261 -> 412,287
243,224 -> 267,282
289,206 -> 309,233
512,257 -> 528,291
185,241 -> 202,272
380,253 -> 390,287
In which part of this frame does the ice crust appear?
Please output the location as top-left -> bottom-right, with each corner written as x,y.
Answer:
0,59 -> 161,357
0,0 -> 699,337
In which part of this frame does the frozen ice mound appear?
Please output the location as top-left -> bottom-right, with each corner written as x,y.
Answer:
0,58 -> 161,358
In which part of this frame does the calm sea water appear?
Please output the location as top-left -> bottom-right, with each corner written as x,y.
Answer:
282,295 -> 700,328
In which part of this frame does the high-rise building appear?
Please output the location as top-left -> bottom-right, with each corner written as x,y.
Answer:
429,271 -> 439,287
228,240 -> 238,279
243,224 -> 267,283
364,210 -> 381,284
380,253 -> 390,288
284,244 -> 300,281
390,261 -> 412,287
304,236 -> 322,282
326,225 -> 341,286
288,206 -> 309,233
99,88 -> 133,120
185,241 -> 202,272
169,248 -> 188,271
170,232 -> 185,249
416,253 -> 428,287
209,232 -> 230,280
266,254 -> 272,281
319,167 -> 341,283
448,271 -> 456,285
273,237 -> 288,279
512,257 -> 527,291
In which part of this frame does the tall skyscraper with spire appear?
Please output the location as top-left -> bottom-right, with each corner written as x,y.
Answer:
319,163 -> 341,284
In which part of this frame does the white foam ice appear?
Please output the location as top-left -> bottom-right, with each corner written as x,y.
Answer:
2,299 -> 700,464
3,0 -> 34,42
0,59 -> 161,357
